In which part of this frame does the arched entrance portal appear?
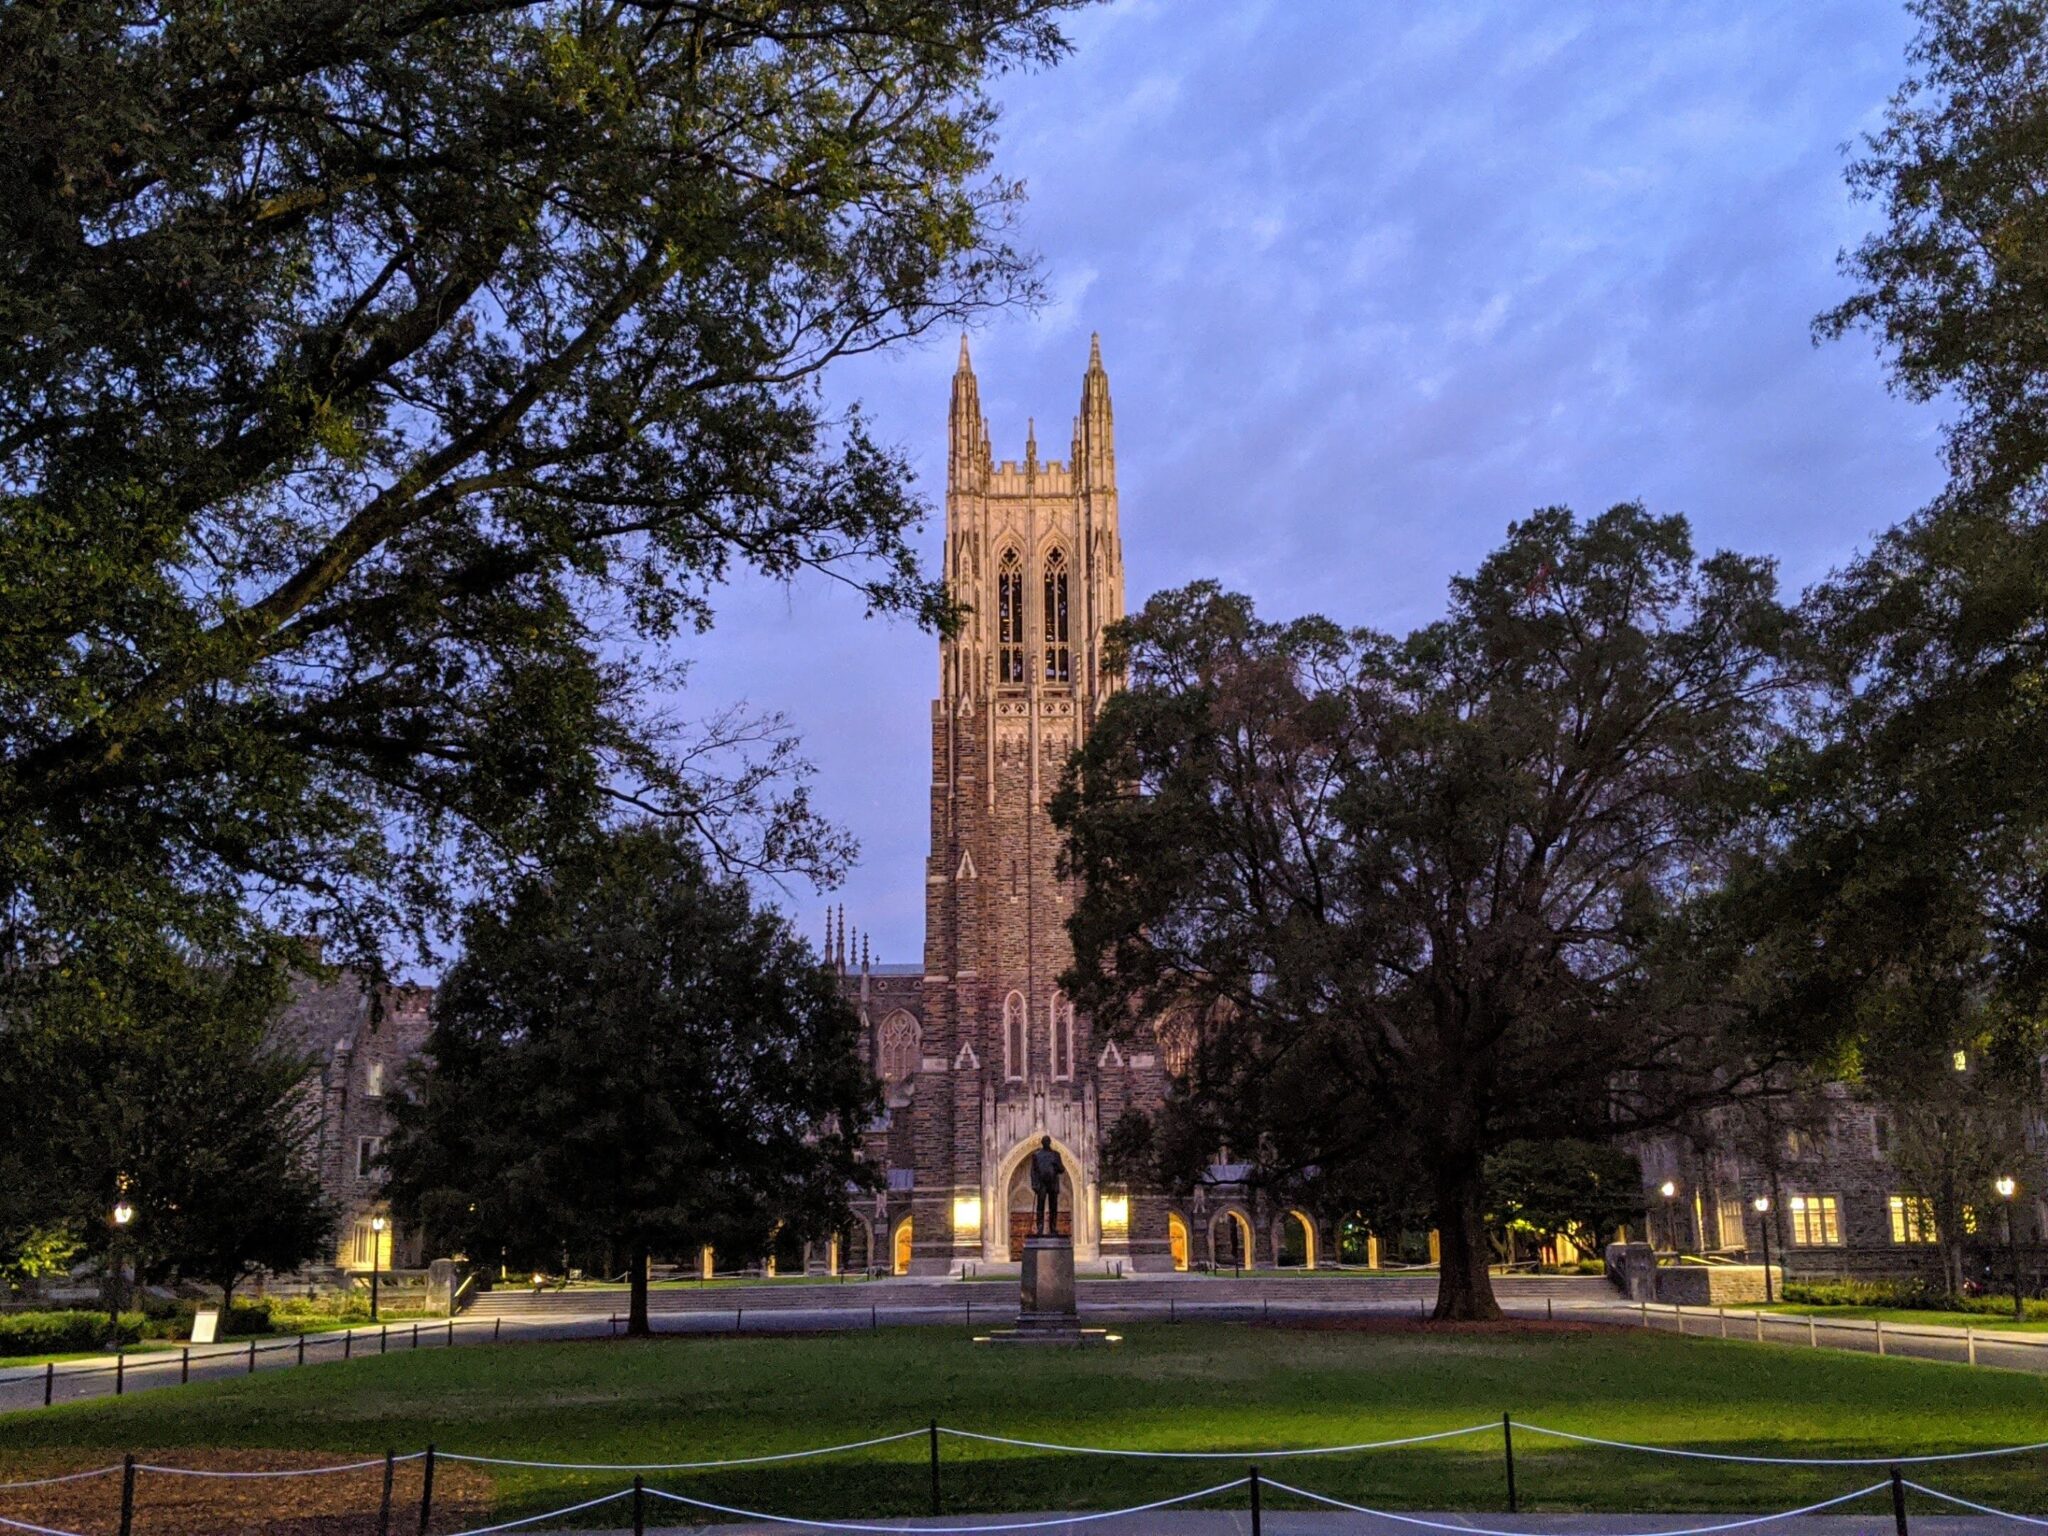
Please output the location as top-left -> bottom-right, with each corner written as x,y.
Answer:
1210,1208 -> 1253,1270
1277,1210 -> 1317,1268
987,1135 -> 1094,1261
893,1217 -> 914,1276
1167,1212 -> 1190,1272
840,1220 -> 872,1276
1003,1151 -> 1073,1257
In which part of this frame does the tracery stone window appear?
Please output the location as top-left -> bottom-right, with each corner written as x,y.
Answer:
1050,991 -> 1075,1080
879,1011 -> 921,1082
997,549 -> 1026,684
1003,991 -> 1026,1081
1043,547 -> 1070,683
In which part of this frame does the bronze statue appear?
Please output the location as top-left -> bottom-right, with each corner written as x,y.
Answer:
1029,1135 -> 1063,1237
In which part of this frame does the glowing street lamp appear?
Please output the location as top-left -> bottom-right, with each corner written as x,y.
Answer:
107,1197 -> 136,1343
1996,1177 -> 2021,1322
1659,1180 -> 1678,1255
369,1214 -> 387,1320
1752,1194 -> 1774,1303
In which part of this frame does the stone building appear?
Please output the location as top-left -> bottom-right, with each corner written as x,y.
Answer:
1633,1069 -> 2048,1286
268,964 -> 434,1279
824,338 -> 1330,1275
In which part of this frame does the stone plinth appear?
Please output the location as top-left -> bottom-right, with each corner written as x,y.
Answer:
1019,1236 -> 1077,1323
977,1236 -> 1118,1347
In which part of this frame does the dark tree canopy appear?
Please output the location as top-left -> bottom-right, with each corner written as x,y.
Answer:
0,0 -> 1082,978
1483,1138 -> 1645,1260
0,944 -> 337,1302
1739,0 -> 2048,1101
1053,507 -> 1800,1317
382,822 -> 878,1334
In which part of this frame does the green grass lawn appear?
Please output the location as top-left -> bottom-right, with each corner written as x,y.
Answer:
3,1322 -> 2042,1523
0,1310 -> 453,1368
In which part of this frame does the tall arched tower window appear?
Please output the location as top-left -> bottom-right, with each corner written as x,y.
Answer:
1050,992 -> 1075,1080
997,549 -> 1026,685
1043,548 -> 1070,683
1003,991 -> 1026,1080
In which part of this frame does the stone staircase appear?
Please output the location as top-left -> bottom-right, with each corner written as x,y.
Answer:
465,1271 -> 1612,1319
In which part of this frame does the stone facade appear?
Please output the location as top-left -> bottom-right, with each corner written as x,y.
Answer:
268,964 -> 434,1276
825,339 -> 1335,1275
1634,1079 -> 2048,1287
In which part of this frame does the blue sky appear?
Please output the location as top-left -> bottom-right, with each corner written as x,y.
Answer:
685,0 -> 1946,965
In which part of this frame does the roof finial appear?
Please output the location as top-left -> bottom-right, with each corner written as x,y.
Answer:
1089,331 -> 1103,368
958,333 -> 973,372
1026,416 -> 1037,465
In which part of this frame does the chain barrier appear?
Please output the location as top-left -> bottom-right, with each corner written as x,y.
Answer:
1261,1475 -> 1893,1536
1903,1478 -> 2048,1528
645,1474 -> 1252,1533
435,1429 -> 929,1471
937,1422 -> 1499,1459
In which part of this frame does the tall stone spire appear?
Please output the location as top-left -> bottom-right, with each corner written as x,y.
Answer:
949,334 -> 986,490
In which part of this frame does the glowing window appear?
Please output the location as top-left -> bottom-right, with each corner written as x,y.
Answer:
997,550 -> 1026,684
1043,548 -> 1070,683
1888,1195 -> 1936,1244
1786,1194 -> 1841,1246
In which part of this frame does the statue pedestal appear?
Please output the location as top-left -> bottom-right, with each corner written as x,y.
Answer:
1019,1236 -> 1077,1324
977,1236 -> 1117,1347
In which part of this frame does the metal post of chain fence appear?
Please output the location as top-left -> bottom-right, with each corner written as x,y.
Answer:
417,1444 -> 436,1536
182,1346 -> 191,1384
447,1320 -> 453,1347
1249,1464 -> 1262,1536
378,1449 -> 395,1536
114,1351 -> 124,1395
1890,1465 -> 1909,1536
1808,1316 -> 1816,1347
118,1454 -> 135,1536
248,1339 -> 257,1375
1501,1414 -> 1517,1513
871,1304 -> 878,1330
929,1418 -> 941,1516
1640,1299 -> 1648,1327
634,1474 -> 646,1536
412,1322 -> 420,1350
43,1361 -> 53,1406
345,1329 -> 353,1361
1546,1297 -> 1553,1322
380,1325 -> 388,1355
298,1333 -> 306,1366
1967,1327 -> 1977,1365
1755,1310 -> 1763,1343
494,1318 -> 501,1342
1877,1320 -> 1886,1357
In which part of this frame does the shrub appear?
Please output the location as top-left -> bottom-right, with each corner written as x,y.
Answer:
0,1310 -> 141,1356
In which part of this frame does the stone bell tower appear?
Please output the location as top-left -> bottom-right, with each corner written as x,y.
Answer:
895,334 -> 1171,1271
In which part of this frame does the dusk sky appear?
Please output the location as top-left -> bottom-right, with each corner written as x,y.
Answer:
687,1 -> 1949,965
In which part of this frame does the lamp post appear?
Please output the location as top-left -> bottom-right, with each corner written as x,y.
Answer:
369,1214 -> 387,1320
108,1198 -> 135,1343
1752,1194 -> 1774,1304
1659,1181 -> 1678,1255
1996,1177 -> 2021,1322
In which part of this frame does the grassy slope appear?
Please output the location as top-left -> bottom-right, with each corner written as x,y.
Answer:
3,1323 -> 2042,1518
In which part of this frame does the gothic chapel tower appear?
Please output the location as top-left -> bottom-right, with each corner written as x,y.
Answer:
898,335 -> 1167,1272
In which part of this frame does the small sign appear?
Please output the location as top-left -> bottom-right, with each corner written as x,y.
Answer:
190,1307 -> 220,1345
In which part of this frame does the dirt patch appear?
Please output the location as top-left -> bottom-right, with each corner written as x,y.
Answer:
0,1448 -> 493,1536
1259,1316 -> 1626,1337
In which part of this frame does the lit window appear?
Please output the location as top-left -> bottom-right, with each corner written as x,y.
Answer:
1100,1193 -> 1129,1236
1786,1194 -> 1841,1246
997,550 -> 1026,684
364,1061 -> 385,1097
1953,1049 -> 1969,1072
1043,548 -> 1071,683
1888,1195 -> 1936,1244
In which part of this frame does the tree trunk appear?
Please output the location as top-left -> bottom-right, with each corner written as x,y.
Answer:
1433,1162 -> 1503,1320
626,1245 -> 650,1337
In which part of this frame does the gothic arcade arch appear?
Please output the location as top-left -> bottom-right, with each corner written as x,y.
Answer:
989,1133 -> 1089,1260
1209,1207 -> 1254,1270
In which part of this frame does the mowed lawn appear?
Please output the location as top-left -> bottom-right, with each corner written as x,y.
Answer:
2,1321 -> 2042,1527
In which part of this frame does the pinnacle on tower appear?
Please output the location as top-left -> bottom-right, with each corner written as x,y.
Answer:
957,332 -> 973,373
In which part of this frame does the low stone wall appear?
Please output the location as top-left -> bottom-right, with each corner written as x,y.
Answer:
1653,1264 -> 1784,1306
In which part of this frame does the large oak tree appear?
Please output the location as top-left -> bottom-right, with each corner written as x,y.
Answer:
1053,507 -> 1799,1318
0,0 -> 1083,978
